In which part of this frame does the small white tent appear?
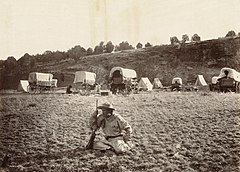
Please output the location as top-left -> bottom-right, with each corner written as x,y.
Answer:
17,80 -> 29,92
138,77 -> 153,91
195,75 -> 207,86
152,78 -> 163,89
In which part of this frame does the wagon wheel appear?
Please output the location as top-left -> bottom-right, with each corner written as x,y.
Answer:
38,86 -> 42,94
238,83 -> 240,93
119,87 -> 126,95
133,87 -> 140,94
27,85 -> 33,94
110,85 -> 117,94
50,87 -> 55,93
236,82 -> 240,93
85,85 -> 91,94
35,85 -> 41,94
46,86 -> 51,93
112,88 -> 117,94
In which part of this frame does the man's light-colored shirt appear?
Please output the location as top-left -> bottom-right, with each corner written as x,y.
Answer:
89,112 -> 132,137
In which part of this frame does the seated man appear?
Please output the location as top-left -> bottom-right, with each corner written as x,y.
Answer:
88,103 -> 133,154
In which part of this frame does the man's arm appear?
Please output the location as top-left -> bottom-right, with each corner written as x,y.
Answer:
89,112 -> 105,130
116,114 -> 132,141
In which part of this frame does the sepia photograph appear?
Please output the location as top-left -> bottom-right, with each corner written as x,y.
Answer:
0,0 -> 240,171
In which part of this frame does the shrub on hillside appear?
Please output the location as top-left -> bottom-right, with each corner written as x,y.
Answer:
191,34 -> 201,42
86,48 -> 93,55
18,53 -> 32,68
68,45 -> 87,59
225,30 -> 236,38
0,60 -> 4,67
4,56 -> 18,70
105,41 -> 114,53
145,42 -> 152,48
94,41 -> 104,54
115,41 -> 134,51
136,42 -> 143,49
170,36 -> 180,45
182,34 -> 190,43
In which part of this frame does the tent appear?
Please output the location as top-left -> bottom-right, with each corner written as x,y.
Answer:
17,80 -> 29,92
195,75 -> 207,86
172,77 -> 182,85
218,67 -> 240,82
152,78 -> 163,89
138,77 -> 153,91
73,71 -> 96,85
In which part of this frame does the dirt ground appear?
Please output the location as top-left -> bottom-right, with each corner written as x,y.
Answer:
0,91 -> 240,172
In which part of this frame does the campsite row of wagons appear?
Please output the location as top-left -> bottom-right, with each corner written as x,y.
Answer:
71,68 -> 149,94
106,67 -> 240,93
18,67 -> 240,94
170,67 -> 240,93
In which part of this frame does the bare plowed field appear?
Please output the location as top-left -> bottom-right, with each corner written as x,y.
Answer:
0,92 -> 240,172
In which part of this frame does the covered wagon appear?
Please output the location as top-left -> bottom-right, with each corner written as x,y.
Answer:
109,67 -> 138,94
28,72 -> 57,93
73,71 -> 96,91
217,67 -> 240,92
171,77 -> 182,91
209,76 -> 221,91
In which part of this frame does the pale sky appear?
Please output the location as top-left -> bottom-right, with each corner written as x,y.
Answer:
0,0 -> 240,60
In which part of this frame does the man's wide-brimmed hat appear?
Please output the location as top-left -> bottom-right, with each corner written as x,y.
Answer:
97,103 -> 115,110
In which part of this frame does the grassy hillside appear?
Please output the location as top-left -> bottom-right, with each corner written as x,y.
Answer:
0,92 -> 239,171
1,37 -> 240,89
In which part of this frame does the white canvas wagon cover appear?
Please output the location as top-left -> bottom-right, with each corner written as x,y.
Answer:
28,72 -> 53,83
73,71 -> 96,85
109,67 -> 137,80
218,67 -> 240,82
211,76 -> 221,84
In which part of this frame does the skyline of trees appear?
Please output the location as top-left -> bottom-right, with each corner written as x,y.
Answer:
1,30 -> 240,62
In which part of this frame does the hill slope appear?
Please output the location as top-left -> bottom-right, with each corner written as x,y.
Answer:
1,37 -> 240,89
